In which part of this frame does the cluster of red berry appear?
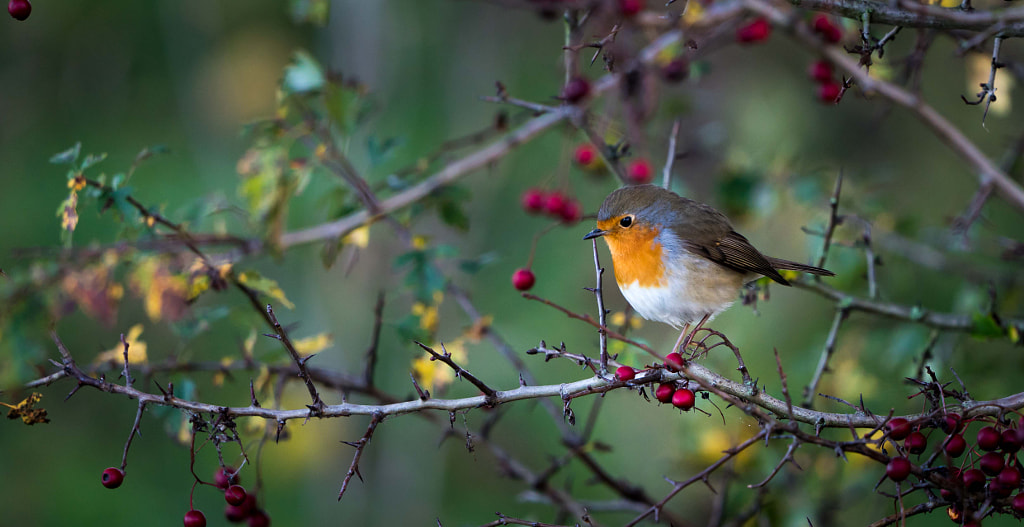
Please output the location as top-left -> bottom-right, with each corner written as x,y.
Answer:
810,13 -> 844,44
521,188 -> 583,224
883,414 -> 1024,524
614,352 -> 697,411
808,59 -> 842,105
100,465 -> 269,526
7,0 -> 30,20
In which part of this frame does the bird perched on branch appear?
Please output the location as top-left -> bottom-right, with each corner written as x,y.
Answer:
584,184 -> 834,354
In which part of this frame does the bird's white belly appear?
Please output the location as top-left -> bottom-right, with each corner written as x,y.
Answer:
617,256 -> 745,328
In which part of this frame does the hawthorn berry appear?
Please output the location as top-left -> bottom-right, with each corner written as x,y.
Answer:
559,199 -> 582,224
991,478 -> 1014,497
885,456 -> 911,482
626,159 -> 653,184
615,366 -> 636,382
811,14 -> 843,43
562,77 -> 591,104
904,431 -> 927,455
226,494 -> 257,523
521,188 -> 546,214
184,509 -> 207,527
886,418 -> 911,441
1013,493 -> 1024,513
247,510 -> 271,527
664,352 -> 685,371
944,434 -> 967,457
214,467 -> 236,489
654,383 -> 675,403
808,60 -> 833,83
101,467 -> 125,489
998,466 -> 1021,488
941,414 -> 962,434
544,192 -> 568,216
7,0 -> 30,20
573,144 -> 598,168
977,426 -> 1001,451
511,268 -> 536,291
661,57 -> 689,82
671,388 -> 695,410
962,468 -> 986,492
736,17 -> 771,43
1001,429 -> 1021,453
979,452 -> 1005,476
225,485 -> 248,506
619,0 -> 645,16
818,81 -> 841,105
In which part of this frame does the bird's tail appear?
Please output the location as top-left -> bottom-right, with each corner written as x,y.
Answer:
768,258 -> 835,277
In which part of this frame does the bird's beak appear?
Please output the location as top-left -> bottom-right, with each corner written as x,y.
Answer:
583,228 -> 607,240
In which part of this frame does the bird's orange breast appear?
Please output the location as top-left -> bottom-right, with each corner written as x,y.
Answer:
596,219 -> 667,288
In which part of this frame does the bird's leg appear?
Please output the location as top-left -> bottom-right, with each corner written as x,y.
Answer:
681,313 -> 712,357
671,323 -> 690,356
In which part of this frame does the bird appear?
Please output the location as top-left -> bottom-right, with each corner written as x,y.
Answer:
583,184 -> 834,355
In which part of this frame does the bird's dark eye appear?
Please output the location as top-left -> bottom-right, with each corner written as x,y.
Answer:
619,216 -> 633,228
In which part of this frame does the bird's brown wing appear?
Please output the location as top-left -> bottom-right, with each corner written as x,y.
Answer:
681,231 -> 790,285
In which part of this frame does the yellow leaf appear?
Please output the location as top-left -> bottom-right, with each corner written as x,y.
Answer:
412,236 -> 428,250
1,392 -> 50,425
293,333 -> 333,356
681,1 -> 705,27
189,274 -> 211,300
94,324 -> 148,365
342,225 -> 370,248
463,315 -> 493,343
237,271 -> 294,310
243,329 -> 258,359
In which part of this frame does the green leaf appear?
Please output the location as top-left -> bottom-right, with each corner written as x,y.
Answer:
50,143 -> 81,165
282,51 -> 325,95
80,152 -> 108,171
459,252 -> 497,274
970,312 -> 1004,339
367,136 -> 401,167
439,201 -> 469,231
289,0 -> 329,25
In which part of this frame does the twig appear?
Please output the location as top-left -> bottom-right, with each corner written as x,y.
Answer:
414,341 -> 498,400
119,333 -> 134,389
959,36 -> 1003,126
337,411 -> 383,500
119,402 -> 146,471
803,307 -> 850,408
774,349 -> 794,419
264,304 -> 326,415
748,439 -> 801,488
591,240 -> 610,374
363,292 -> 386,388
816,171 -> 844,270
662,119 -> 681,190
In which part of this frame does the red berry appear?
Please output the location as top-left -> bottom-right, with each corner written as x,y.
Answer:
7,0 -> 30,20
225,485 -> 248,506
818,80 -> 841,104
1001,429 -> 1022,453
101,467 -> 125,489
962,468 -> 986,492
886,418 -> 911,441
904,431 -> 927,455
671,388 -> 695,410
619,0 -> 645,16
654,383 -> 674,403
991,477 -> 1014,497
736,17 -> 771,43
544,192 -> 568,216
811,14 -> 843,43
808,60 -> 833,83
214,467 -> 236,489
998,466 -> 1021,488
247,510 -> 270,527
1012,493 -> 1024,513
664,352 -> 685,371
626,159 -> 654,184
939,488 -> 954,501
886,456 -> 911,482
521,188 -> 546,213
980,452 -> 1005,476
511,268 -> 536,291
559,199 -> 582,224
226,494 -> 257,523
978,426 -> 1001,451
661,57 -> 689,82
945,434 -> 967,457
615,366 -> 636,382
573,144 -> 598,167
1016,417 -> 1024,444
562,77 -> 591,104
941,414 -> 962,434
184,510 -> 207,527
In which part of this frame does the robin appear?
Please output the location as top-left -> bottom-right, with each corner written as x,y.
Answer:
583,184 -> 834,355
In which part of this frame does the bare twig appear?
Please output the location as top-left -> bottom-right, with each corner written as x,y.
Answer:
803,307 -> 850,408
264,304 -> 326,415
662,119 -> 681,190
414,341 -> 498,401
590,240 -> 610,374
337,411 -> 383,500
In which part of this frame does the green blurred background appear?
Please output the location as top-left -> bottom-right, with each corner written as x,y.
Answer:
2,1 -> 1023,526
